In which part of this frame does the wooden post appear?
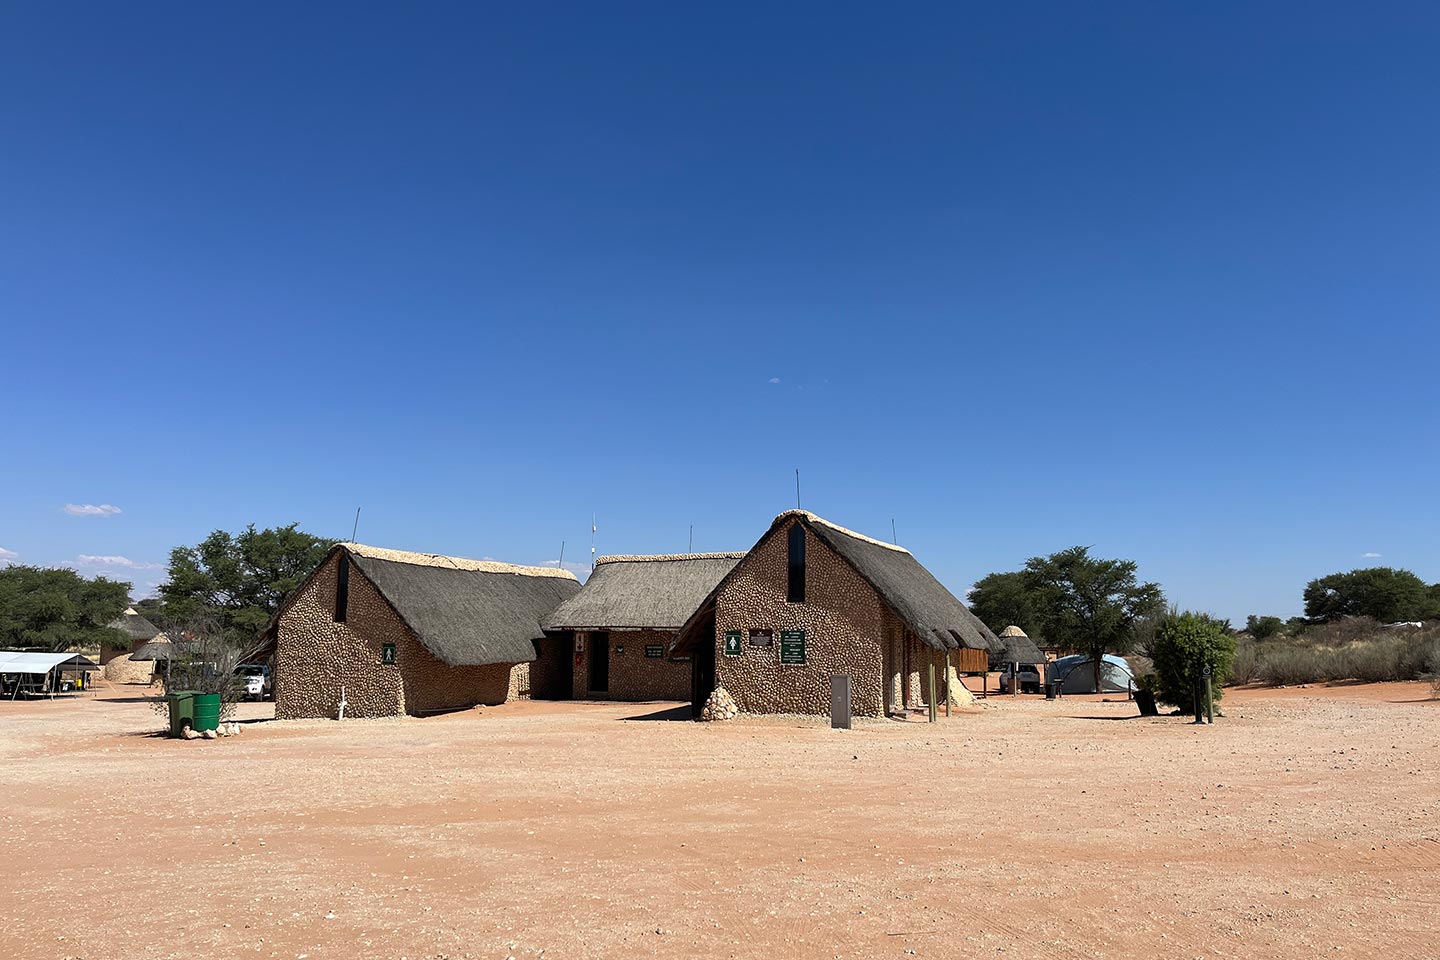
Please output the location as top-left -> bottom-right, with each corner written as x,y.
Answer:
928,663 -> 937,723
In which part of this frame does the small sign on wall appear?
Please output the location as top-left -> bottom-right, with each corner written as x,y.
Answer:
645,645 -> 664,658
723,630 -> 743,656
748,628 -> 774,648
382,642 -> 396,665
779,629 -> 806,665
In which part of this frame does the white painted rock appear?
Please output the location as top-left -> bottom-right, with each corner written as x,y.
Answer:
700,686 -> 739,722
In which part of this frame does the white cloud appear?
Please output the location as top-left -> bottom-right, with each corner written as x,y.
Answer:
0,547 -> 18,567
1362,552 -> 1382,558
539,558 -> 591,580
768,377 -> 781,384
64,503 -> 123,517
74,554 -> 163,570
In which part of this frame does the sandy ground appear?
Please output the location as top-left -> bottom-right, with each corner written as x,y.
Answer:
2,681 -> 1437,960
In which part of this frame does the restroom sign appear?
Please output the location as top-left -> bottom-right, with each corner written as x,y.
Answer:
723,631 -> 743,657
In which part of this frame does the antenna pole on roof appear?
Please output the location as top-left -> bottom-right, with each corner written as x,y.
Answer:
590,514 -> 597,571
558,541 -> 565,571
795,469 -> 801,510
689,524 -> 693,553
351,507 -> 361,543
891,518 -> 897,545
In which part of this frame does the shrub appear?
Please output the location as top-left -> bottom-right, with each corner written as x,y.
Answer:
1231,641 -> 1261,684
1150,611 -> 1237,708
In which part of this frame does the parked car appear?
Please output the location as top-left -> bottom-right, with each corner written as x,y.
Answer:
235,663 -> 272,700
998,662 -> 1042,694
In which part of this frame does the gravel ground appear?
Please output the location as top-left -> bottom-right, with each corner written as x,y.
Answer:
1,681 -> 1436,960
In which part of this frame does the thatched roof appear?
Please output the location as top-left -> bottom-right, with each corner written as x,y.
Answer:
994,625 -> 1045,664
108,608 -> 161,642
342,544 -> 580,667
129,639 -> 176,662
674,511 -> 1002,654
545,553 -> 745,630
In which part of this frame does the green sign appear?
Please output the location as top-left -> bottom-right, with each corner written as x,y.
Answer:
645,645 -> 664,659
723,630 -> 743,657
382,642 -> 396,665
779,629 -> 806,665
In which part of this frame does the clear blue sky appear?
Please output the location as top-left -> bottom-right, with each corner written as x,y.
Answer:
2,3 -> 1436,623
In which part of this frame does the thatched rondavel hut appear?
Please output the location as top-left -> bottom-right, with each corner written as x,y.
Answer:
544,553 -> 745,700
994,624 -> 1045,668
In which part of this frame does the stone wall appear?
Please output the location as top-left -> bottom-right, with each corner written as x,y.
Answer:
571,629 -> 689,701
275,552 -> 531,719
102,652 -> 154,684
712,519 -> 891,717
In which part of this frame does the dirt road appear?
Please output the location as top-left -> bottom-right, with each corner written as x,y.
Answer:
2,682 -> 1436,960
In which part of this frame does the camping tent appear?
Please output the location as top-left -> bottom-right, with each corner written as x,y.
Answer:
1046,654 -> 1135,694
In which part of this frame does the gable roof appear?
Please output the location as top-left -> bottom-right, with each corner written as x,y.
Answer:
673,511 -> 1001,654
340,543 -> 580,667
544,553 -> 746,631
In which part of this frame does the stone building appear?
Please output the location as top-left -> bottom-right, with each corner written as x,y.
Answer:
544,553 -> 745,701
261,543 -> 579,719
671,511 -> 1001,718
100,608 -> 165,683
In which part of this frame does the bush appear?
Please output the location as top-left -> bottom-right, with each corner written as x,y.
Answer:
1242,628 -> 1440,686
1150,612 -> 1237,708
1231,641 -> 1261,684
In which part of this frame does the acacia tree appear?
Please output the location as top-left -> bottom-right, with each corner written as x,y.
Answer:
160,523 -> 335,635
0,565 -> 131,652
968,571 -> 1047,642
1024,546 -> 1165,693
1302,567 -> 1438,624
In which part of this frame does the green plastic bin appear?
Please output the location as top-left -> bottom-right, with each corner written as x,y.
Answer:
166,690 -> 200,737
192,693 -> 222,733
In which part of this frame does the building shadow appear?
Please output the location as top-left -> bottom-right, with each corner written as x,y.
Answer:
618,704 -> 694,722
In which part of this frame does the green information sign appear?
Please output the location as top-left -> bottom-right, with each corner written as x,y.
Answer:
779,629 -> 806,665
382,642 -> 396,665
645,645 -> 664,659
723,630 -> 743,657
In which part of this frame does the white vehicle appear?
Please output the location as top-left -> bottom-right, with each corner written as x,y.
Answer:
998,662 -> 1042,694
235,664 -> 271,701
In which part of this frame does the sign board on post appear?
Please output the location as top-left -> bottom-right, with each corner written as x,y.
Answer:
779,629 -> 806,665
830,674 -> 852,730
723,630 -> 743,657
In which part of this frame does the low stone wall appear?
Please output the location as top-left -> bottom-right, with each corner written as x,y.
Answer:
102,653 -> 154,684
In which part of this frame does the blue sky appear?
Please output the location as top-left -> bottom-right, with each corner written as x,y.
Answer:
2,3 -> 1436,623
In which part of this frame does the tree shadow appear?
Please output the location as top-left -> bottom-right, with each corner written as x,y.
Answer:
618,704 -> 694,722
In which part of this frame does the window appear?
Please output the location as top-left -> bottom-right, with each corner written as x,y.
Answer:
787,523 -> 806,603
335,554 -> 350,623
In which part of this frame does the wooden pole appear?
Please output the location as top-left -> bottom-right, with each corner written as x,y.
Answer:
944,651 -> 951,717
928,663 -> 937,723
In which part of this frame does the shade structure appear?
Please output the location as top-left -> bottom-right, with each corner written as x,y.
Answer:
0,652 -> 99,674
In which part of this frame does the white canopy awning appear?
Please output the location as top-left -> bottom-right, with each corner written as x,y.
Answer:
0,651 -> 100,674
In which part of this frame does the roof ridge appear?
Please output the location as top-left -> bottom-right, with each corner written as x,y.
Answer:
774,510 -> 912,554
343,543 -> 579,580
594,552 -> 747,565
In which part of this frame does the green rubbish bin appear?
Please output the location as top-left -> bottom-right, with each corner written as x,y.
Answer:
192,693 -> 222,733
166,690 -> 200,737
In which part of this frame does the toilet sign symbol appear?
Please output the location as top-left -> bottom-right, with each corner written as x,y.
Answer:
723,631 -> 743,657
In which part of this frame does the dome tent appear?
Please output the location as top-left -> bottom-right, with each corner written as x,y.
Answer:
1046,653 -> 1135,694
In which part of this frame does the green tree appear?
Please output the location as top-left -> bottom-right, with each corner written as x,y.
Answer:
1302,567 -> 1439,624
0,565 -> 131,651
160,524 -> 336,635
1245,615 -> 1285,641
1150,611 -> 1237,708
1024,546 -> 1165,693
968,570 -> 1048,641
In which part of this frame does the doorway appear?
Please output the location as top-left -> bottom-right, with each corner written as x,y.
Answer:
689,609 -> 716,718
588,631 -> 609,694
